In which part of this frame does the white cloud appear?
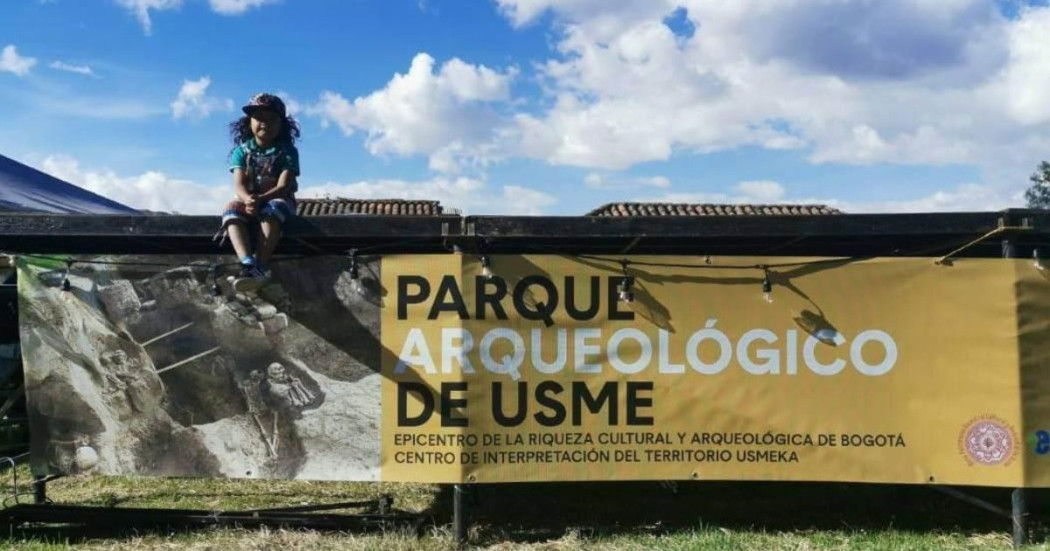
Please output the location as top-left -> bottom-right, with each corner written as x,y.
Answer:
35,154 -> 558,216
208,0 -> 279,15
276,90 -> 303,117
639,179 -> 786,205
641,180 -> 1020,214
733,180 -> 785,202
495,0 -> 667,29
307,53 -> 518,173
299,178 -> 556,215
584,173 -> 672,189
115,0 -> 182,35
998,7 -> 1050,125
829,183 -> 1022,213
1,45 -> 37,77
115,0 -> 277,32
485,0 -> 1050,200
41,155 -> 227,214
641,176 -> 671,189
49,61 -> 95,77
171,77 -> 233,120
310,91 -> 355,135
281,1 -> 1050,209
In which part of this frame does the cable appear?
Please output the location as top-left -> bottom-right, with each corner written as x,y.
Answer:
496,240 -> 862,272
934,225 -> 1032,265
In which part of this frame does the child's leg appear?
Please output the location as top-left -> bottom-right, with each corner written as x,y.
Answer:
221,200 -> 257,265
228,222 -> 253,259
257,219 -> 281,265
256,198 -> 295,265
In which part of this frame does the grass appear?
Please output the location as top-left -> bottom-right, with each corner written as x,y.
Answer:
0,466 -> 1044,550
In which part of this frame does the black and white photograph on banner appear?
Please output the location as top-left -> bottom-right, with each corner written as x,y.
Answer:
17,254 -> 382,481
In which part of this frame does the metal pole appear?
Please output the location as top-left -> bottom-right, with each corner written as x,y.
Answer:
32,474 -> 46,505
1003,237 -> 1028,548
1012,488 -> 1027,548
453,483 -> 468,546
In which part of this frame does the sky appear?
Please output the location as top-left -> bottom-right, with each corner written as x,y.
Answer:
2,0 -> 1050,215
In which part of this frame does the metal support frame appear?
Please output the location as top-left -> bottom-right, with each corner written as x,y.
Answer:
1003,236 -> 1029,549
930,485 -> 1030,548
453,483 -> 469,545
3,211 -> 1049,545
32,475 -> 45,505
1013,489 -> 1028,547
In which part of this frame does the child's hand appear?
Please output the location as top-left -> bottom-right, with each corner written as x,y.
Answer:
243,194 -> 258,215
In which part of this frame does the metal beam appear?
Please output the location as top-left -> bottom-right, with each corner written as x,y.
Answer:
1,210 -> 1049,257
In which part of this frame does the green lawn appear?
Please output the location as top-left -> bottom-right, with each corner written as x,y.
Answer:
0,466 -> 1043,550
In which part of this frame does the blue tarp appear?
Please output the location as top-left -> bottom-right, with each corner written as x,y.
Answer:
0,154 -> 138,214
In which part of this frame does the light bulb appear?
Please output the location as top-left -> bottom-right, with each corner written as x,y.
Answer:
348,249 -> 363,294
618,277 -> 634,303
618,261 -> 635,303
480,255 -> 493,279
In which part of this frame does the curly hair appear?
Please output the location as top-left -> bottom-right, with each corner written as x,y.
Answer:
228,114 -> 301,147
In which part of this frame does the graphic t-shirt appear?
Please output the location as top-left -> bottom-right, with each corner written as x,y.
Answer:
229,140 -> 300,195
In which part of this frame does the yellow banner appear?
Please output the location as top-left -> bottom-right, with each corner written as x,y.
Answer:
381,254 -> 1045,486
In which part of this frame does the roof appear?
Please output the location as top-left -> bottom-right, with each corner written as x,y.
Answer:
296,198 -> 444,216
586,202 -> 842,217
0,154 -> 138,214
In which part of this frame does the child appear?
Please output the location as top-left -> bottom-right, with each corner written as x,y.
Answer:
221,93 -> 301,291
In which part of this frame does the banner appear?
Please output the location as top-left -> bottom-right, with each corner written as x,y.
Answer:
18,254 -> 1050,486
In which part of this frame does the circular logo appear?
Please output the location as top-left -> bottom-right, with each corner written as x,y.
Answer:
959,417 -> 1016,466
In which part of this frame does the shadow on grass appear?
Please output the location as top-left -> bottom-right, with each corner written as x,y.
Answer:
3,481 -> 1047,546
2,506 -> 435,546
430,481 -> 1049,544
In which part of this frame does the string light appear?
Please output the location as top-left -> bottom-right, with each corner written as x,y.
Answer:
618,260 -> 634,303
7,247 -> 869,309
348,249 -> 363,295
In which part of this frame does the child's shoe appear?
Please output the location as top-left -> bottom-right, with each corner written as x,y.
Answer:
232,264 -> 268,293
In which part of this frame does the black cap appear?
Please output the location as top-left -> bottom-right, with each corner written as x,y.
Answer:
242,92 -> 286,118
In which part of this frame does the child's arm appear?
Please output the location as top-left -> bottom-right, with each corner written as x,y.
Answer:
232,168 -> 257,212
255,169 -> 296,202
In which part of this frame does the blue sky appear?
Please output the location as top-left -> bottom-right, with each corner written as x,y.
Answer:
1,0 -> 1050,215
